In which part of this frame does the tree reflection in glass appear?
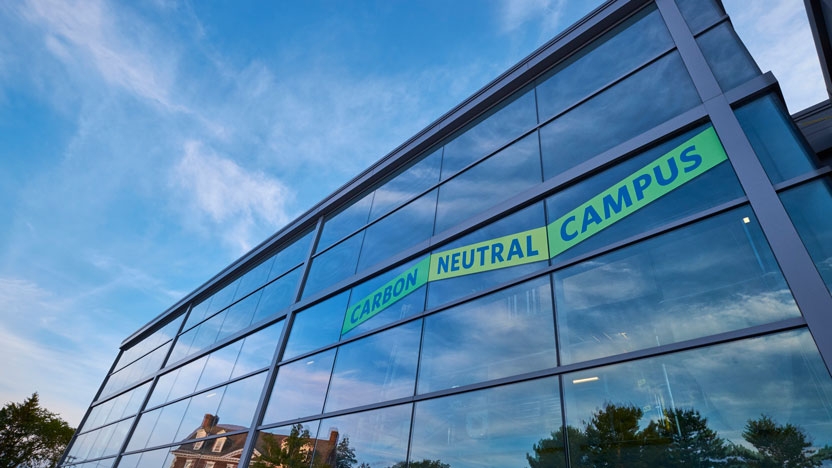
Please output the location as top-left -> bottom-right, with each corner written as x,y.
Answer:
559,329 -> 832,467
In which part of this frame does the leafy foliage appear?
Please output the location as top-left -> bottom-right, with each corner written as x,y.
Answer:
0,393 -> 75,468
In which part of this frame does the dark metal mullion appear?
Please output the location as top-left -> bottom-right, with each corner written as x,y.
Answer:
236,216 -> 325,468
258,317 -> 806,432
659,0 -> 832,374
773,166 -> 832,191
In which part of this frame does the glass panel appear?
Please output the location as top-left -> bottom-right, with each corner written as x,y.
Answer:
419,276 -> 556,394
204,280 -> 241,318
231,321 -> 283,378
357,189 -> 437,271
343,258 -> 428,338
196,341 -> 243,391
214,372 -> 267,429
118,447 -> 175,468
780,178 -> 832,293
675,0 -> 723,32
85,423 -> 116,460
284,291 -> 350,359
435,132 -> 541,234
317,193 -> 374,252
168,328 -> 196,366
545,124 -> 744,264
188,312 -> 226,356
556,206 -> 800,364
252,267 -> 301,324
370,148 -> 442,221
122,382 -> 150,418
114,319 -> 180,373
165,356 -> 208,404
427,203 -> 547,309
735,93 -> 820,184
270,230 -> 314,281
302,232 -> 364,299
411,377 -> 562,468
540,52 -> 701,181
173,390 -> 223,443
145,398 -> 189,448
125,408 -> 161,452
441,88 -> 537,180
324,320 -> 421,412
234,258 -> 274,302
697,22 -> 760,91
563,329 -> 832,467
536,6 -> 673,121
311,404 -> 412,468
252,421 -> 321,468
102,345 -> 168,398
264,349 -> 336,424
216,290 -> 261,341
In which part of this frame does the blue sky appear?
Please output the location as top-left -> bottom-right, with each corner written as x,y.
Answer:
0,0 -> 824,427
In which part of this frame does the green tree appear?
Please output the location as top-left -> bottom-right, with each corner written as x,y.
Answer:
526,426 -> 584,468
642,408 -> 727,467
251,423 -> 314,468
735,415 -> 826,468
581,403 -> 647,468
389,460 -> 450,468
0,393 -> 75,468
335,436 -> 357,468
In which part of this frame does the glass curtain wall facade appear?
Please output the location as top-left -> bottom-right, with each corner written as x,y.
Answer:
61,1 -> 832,467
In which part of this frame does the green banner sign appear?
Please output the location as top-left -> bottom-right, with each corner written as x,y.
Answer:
547,127 -> 728,257
342,127 -> 728,335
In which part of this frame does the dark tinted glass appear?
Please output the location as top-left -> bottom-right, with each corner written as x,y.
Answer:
536,6 -> 672,121
264,349 -> 336,424
545,125 -> 744,264
312,404 -> 412,468
441,88 -> 537,180
252,266 -> 301,323
324,320 -> 421,412
357,189 -> 437,271
435,132 -> 541,234
270,230 -> 314,281
555,206 -> 800,364
563,329 -> 832,467
735,94 -> 819,184
317,193 -> 374,251
284,291 -> 350,359
427,203 -> 547,308
540,52 -> 701,181
370,148 -> 442,220
302,232 -> 364,299
675,0 -> 723,32
697,22 -> 760,91
410,377 -> 562,468
419,276 -> 556,394
780,179 -> 832,293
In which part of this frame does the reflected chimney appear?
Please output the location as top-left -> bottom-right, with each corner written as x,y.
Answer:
202,413 -> 219,429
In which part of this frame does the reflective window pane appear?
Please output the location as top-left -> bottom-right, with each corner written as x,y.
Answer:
411,377 -> 562,468
147,356 -> 207,408
540,52 -> 701,181
427,203 -> 547,309
196,341 -> 243,391
204,280 -> 241,319
357,189 -> 436,271
370,148 -> 442,221
231,321 -> 282,378
419,276 -> 556,394
563,329 -> 832,467
697,22 -> 760,91
545,125 -> 744,264
536,6 -> 673,121
145,398 -> 189,448
441,88 -> 537,180
303,232 -> 364,299
269,230 -> 314,281
251,421 -> 321,468
214,372 -> 267,429
317,193 -> 374,252
435,132 -> 541,234
735,93 -> 820,184
234,258 -> 274,302
324,320 -> 421,412
312,404 -> 412,468
284,291 -> 350,359
555,206 -> 800,364
216,291 -> 261,341
252,266 -> 301,324
173,390 -> 223,443
780,178 -> 832,293
264,349 -> 336,424
675,0 -> 723,32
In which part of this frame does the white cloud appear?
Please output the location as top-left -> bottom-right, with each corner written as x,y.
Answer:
498,0 -> 565,35
724,0 -> 826,113
171,141 -> 294,253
